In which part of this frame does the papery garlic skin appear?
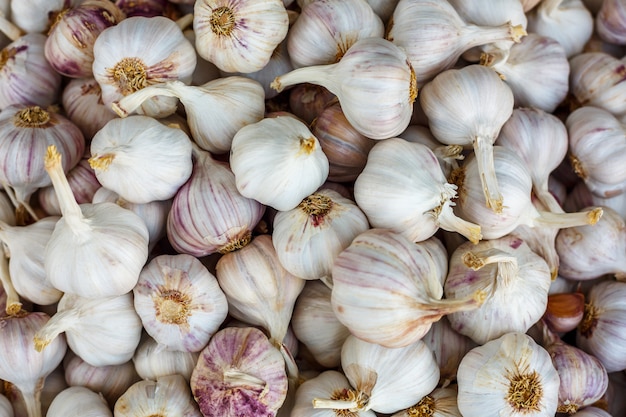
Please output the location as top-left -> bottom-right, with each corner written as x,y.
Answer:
61,78 -> 117,141
89,116 -> 193,204
194,0 -> 289,73
46,386 -> 112,417
230,116 -> 329,211
92,16 -> 196,117
132,335 -> 199,382
457,332 -> 559,417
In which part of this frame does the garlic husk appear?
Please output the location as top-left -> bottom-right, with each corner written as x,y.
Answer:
132,335 -> 200,382
354,137 -> 482,243
457,332 -> 559,417
526,0 -> 594,58
565,181 -> 626,220
391,387 -> 461,417
46,386 -> 112,417
420,65 -> 514,213
166,146 -> 265,257
543,292 -> 585,333
288,83 -> 335,125
399,125 -> 464,178
334,335 -> 439,414
114,374 -> 201,417
291,370 -> 376,417
44,0 -> 126,78
34,292 -> 142,367
0,217 -> 62,306
556,206 -> 626,280
190,327 -> 288,417
112,77 -> 265,154
92,16 -> 197,117
43,145 -> 149,298
272,188 -> 369,281
387,0 -> 526,83
61,78 -> 117,141
444,236 -> 552,345
63,352 -> 140,408
331,228 -> 486,348
0,33 -> 62,110
577,280 -> 626,372
133,253 -> 228,352
0,311 -> 67,417
10,0 -> 76,33
291,280 -> 350,369
215,234 -> 305,347
596,0 -> 626,45
230,116 -> 329,211
287,0 -> 384,68
272,37 -> 417,140
482,33 -> 570,113
0,394 -> 12,417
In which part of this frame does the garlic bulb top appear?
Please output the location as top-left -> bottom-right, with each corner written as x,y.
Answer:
457,332 -> 559,417
272,37 -> 417,140
61,78 -> 117,141
46,386 -> 112,417
596,0 -> 626,45
193,0 -> 289,73
420,65 -> 514,213
92,16 -> 197,117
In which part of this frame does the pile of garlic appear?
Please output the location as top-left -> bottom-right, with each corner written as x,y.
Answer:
0,0 -> 626,416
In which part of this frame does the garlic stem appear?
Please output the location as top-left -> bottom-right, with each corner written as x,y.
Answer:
463,248 -> 519,287
461,22 -> 527,52
312,398 -> 359,410
1,182 -> 39,224
111,82 -> 181,117
534,207 -> 603,228
271,64 -> 335,94
175,13 -> 193,31
435,200 -> 482,244
0,10 -> 23,42
535,188 -> 565,214
222,368 -> 267,390
473,135 -> 503,213
433,144 -> 464,167
541,0 -> 564,15
418,290 -> 488,316
18,381 -> 43,417
0,246 -> 21,315
33,308 -> 81,352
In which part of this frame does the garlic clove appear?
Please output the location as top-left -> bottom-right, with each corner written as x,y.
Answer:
543,292 -> 585,333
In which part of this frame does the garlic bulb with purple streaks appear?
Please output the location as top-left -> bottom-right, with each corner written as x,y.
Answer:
61,78 -> 116,141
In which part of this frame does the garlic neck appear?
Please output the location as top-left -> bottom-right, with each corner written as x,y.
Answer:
460,21 -> 526,53
0,11 -> 23,42
111,81 -> 181,117
434,198 -> 482,244
33,308 -> 81,353
540,0 -> 564,15
472,135 -> 503,213
531,207 -> 603,229
271,64 -> 335,94
462,248 -> 519,287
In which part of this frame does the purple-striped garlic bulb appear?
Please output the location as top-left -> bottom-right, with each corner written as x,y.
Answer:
61,78 -> 117,141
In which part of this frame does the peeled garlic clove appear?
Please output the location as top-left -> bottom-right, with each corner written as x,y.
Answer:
354,137 -> 482,243
89,116 -> 192,204
272,37 -> 417,140
193,0 -> 289,73
190,327 -> 288,417
543,292 -> 585,333
92,16 -> 197,118
115,374 -> 201,417
230,116 -> 329,211
132,335 -> 199,382
596,0 -> 626,45
331,228 -> 486,348
391,387 -> 461,417
457,332 -> 559,417
46,386 -> 112,417
61,78 -> 117,141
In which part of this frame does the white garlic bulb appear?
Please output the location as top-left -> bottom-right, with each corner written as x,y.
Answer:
354,137 -> 482,243
89,116 -> 193,204
46,386 -> 112,417
132,335 -> 200,382
457,332 -> 559,417
193,0 -> 289,73
230,116 -> 329,211
92,16 -> 197,117
596,0 -> 626,45
10,0 -> 77,33
420,65 -> 514,213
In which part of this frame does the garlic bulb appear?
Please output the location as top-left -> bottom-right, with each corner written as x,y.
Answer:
166,145 -> 265,256
444,236 -> 552,345
133,254 -> 228,352
272,37 -> 417,140
132,335 -> 200,382
193,0 -> 289,73
61,78 -> 117,141
43,145 -> 149,298
115,374 -> 201,417
596,0 -> 626,44
391,387 -> 461,417
34,292 -> 142,367
44,0 -> 126,78
0,311 -> 67,417
456,332 -> 559,417
0,34 -> 62,110
565,181 -> 626,220
272,188 -> 369,281
63,353 -> 140,407
0,394 -> 11,417
92,16 -> 197,117
567,106 -> 626,198
288,83 -> 335,125
112,77 -> 265,154
481,34 -> 570,113
354,138 -> 482,243
230,116 -> 329,211
496,107 -> 569,212
46,386 -> 112,417
571,408 -> 614,417
89,116 -> 192,204
291,280 -> 350,368
526,0 -> 594,58
287,0 -> 384,68
387,0 -> 526,83
331,228 -> 486,348
569,53 -> 626,117
215,234 -> 305,347
420,65 -> 514,213
10,0 -> 77,33
190,327 -> 288,417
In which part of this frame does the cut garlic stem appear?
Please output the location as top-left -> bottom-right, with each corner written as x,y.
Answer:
463,248 -> 519,287
0,246 -> 21,315
473,135 -> 503,213
33,308 -> 81,352
419,290 -> 488,315
222,368 -> 266,389
271,64 -> 334,94
534,207 -> 603,228
435,200 -> 482,244
111,83 -> 180,118
312,398 -> 359,410
0,10 -> 23,42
